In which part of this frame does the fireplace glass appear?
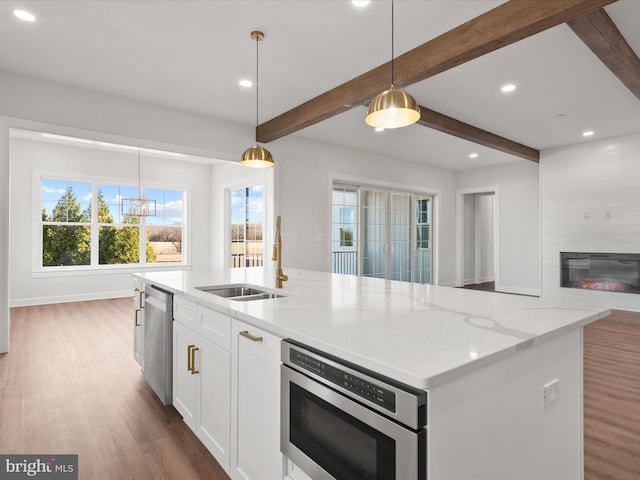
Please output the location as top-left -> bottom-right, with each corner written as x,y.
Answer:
560,252 -> 640,294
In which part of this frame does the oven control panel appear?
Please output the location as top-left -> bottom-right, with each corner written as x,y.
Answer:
289,347 -> 396,413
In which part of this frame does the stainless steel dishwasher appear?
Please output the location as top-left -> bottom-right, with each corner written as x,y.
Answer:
143,285 -> 173,405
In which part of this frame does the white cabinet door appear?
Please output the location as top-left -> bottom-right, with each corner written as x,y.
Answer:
197,334 -> 231,473
173,306 -> 232,474
173,321 -> 198,428
231,320 -> 283,480
133,280 -> 144,368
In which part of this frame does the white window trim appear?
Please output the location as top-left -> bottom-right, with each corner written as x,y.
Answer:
33,170 -> 190,275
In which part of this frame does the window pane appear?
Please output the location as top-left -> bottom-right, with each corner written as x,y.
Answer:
145,188 -> 184,226
41,179 -> 91,223
98,226 -> 140,264
42,225 -> 91,266
98,184 -> 138,224
147,226 -> 182,263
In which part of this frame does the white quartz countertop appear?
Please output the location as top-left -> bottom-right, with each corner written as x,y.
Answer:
134,268 -> 610,389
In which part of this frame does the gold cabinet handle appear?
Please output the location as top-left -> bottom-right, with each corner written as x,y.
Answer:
190,346 -> 199,375
187,344 -> 195,372
139,291 -> 144,308
239,330 -> 263,343
135,309 -> 141,327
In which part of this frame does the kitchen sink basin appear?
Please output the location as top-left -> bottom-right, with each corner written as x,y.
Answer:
195,284 -> 283,301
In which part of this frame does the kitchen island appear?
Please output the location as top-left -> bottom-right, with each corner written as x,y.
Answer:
134,267 -> 610,480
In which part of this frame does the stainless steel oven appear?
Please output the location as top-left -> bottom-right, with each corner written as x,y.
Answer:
281,339 -> 427,480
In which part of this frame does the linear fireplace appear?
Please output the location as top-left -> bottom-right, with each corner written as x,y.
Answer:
560,252 -> 640,294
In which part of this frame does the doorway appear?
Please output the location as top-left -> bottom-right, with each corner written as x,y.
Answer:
456,187 -> 499,289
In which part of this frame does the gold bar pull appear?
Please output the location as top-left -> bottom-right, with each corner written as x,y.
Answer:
135,309 -> 141,327
187,344 -> 195,372
139,291 -> 144,308
239,330 -> 263,343
190,347 -> 200,375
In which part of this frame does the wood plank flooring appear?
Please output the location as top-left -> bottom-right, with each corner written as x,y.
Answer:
0,298 -> 229,480
1,299 -> 639,479
583,309 -> 640,480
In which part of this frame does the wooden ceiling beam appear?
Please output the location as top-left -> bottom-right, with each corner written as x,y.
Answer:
256,0 -> 617,147
567,8 -> 640,100
418,106 -> 540,163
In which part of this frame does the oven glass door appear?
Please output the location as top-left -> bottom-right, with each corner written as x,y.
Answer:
282,366 -> 425,480
291,382 -> 395,480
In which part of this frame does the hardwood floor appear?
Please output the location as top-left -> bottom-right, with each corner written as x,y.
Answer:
583,309 -> 640,480
460,281 -> 495,292
0,298 -> 229,480
1,300 -> 638,479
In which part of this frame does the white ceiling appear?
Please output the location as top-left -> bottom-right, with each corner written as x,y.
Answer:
2,0 -> 640,170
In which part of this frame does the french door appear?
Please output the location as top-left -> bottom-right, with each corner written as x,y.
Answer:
332,184 -> 432,284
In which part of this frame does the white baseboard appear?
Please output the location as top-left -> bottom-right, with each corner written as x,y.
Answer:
10,289 -> 132,307
496,285 -> 540,297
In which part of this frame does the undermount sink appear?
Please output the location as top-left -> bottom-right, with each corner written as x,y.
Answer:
195,284 -> 283,301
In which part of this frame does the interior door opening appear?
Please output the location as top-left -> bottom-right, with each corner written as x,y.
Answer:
456,188 -> 498,290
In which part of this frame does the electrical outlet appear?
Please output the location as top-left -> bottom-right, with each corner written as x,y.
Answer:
544,379 -> 559,409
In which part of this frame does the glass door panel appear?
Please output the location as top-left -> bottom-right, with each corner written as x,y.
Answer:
414,197 -> 431,284
361,189 -> 386,279
390,193 -> 412,282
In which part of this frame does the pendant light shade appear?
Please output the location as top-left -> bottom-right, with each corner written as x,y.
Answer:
365,0 -> 420,129
241,30 -> 274,168
240,144 -> 274,168
365,85 -> 420,129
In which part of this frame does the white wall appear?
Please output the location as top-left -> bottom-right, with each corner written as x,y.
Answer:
0,117 -> 9,352
273,135 -> 457,285
9,137 -> 213,306
541,132 -> 640,311
456,161 -> 540,295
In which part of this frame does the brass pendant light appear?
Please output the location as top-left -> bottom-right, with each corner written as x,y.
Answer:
365,0 -> 420,129
241,31 -> 274,168
121,150 -> 156,217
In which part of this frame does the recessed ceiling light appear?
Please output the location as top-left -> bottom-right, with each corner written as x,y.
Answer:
239,79 -> 253,88
469,153 -> 478,158
13,9 -> 36,22
352,0 -> 371,7
501,84 -> 516,93
582,130 -> 595,137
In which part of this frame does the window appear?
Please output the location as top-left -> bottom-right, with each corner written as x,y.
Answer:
40,177 -> 185,269
331,182 -> 434,284
229,185 -> 264,268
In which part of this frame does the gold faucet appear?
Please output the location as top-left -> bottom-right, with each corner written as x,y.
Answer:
272,215 -> 288,288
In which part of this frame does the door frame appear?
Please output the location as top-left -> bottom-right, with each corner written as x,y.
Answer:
455,186 -> 500,288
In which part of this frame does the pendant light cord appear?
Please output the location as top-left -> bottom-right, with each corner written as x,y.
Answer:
391,0 -> 395,86
255,34 -> 259,128
137,150 -> 141,194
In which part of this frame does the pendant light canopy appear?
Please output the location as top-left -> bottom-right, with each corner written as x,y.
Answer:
121,150 -> 156,217
241,30 -> 274,168
365,0 -> 420,129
